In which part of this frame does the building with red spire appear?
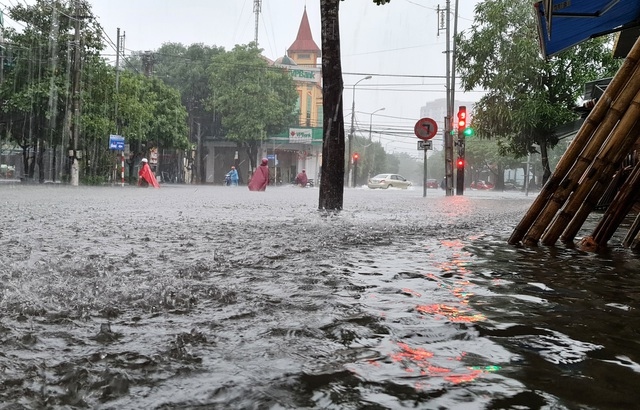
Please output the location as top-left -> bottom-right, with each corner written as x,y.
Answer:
205,8 -> 324,185
274,6 -> 323,128
266,7 -> 323,184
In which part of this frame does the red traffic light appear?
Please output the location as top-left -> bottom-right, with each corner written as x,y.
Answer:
457,158 -> 464,167
457,106 -> 467,129
352,152 -> 360,161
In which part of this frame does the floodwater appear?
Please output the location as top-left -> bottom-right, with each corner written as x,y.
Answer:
1,184 -> 639,409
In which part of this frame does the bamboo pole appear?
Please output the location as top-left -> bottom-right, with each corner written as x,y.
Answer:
592,161 -> 640,245
508,39 -> 640,245
623,213 -> 640,248
541,112 -> 640,245
521,71 -> 640,246
559,163 -> 626,244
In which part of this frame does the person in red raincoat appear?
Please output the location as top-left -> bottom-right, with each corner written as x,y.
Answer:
294,169 -> 308,187
138,158 -> 159,188
248,158 -> 269,191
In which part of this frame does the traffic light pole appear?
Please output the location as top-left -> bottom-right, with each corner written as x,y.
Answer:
456,132 -> 465,195
352,157 -> 358,188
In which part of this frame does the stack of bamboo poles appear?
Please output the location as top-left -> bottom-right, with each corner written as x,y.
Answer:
508,35 -> 640,251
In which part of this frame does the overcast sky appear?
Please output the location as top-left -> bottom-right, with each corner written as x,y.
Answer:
8,0 -> 486,156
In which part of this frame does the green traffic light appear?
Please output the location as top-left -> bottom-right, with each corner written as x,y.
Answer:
463,127 -> 475,137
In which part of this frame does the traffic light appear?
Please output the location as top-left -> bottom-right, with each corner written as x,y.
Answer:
457,158 -> 464,168
457,106 -> 467,129
457,105 -> 475,137
352,152 -> 360,163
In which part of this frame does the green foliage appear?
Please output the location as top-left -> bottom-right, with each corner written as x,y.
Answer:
456,0 -> 620,180
152,43 -> 225,138
209,44 -> 298,143
0,0 -> 190,183
81,175 -> 107,186
351,135 -> 391,180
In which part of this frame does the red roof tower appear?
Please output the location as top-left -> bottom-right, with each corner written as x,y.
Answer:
288,7 -> 321,57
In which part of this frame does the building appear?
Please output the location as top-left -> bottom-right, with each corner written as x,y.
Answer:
203,7 -> 324,186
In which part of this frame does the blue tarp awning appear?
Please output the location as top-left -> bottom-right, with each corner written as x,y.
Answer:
535,0 -> 640,58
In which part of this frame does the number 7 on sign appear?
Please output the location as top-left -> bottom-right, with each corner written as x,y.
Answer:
414,117 -> 438,141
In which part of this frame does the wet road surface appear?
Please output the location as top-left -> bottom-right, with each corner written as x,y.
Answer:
1,184 -> 639,409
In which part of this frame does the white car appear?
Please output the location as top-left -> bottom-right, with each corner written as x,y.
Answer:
367,173 -> 412,189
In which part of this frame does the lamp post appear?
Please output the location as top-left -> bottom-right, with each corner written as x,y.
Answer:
347,75 -> 372,187
367,107 -> 385,180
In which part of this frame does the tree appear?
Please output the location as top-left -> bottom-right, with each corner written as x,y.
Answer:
318,0 -> 390,210
0,0 -> 104,183
208,44 -> 298,172
456,0 -> 620,184
151,43 -> 225,182
464,136 -> 521,189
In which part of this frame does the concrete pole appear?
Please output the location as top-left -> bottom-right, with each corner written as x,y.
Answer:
114,28 -> 120,132
70,0 -> 81,186
367,107 -> 384,180
347,75 -> 371,187
444,0 -> 453,196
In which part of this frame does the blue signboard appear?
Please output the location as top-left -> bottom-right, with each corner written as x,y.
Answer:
109,134 -> 125,151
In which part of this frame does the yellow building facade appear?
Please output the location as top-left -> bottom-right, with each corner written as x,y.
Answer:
274,7 -> 323,128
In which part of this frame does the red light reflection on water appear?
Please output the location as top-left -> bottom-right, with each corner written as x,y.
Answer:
388,342 -> 490,385
392,342 -> 434,364
416,303 -> 485,322
367,231 -> 498,389
440,239 -> 464,249
445,369 -> 483,384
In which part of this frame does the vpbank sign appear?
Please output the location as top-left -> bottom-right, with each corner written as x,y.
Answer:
289,128 -> 312,143
289,68 -> 320,83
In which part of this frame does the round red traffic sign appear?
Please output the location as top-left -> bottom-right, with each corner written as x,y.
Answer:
414,117 -> 438,140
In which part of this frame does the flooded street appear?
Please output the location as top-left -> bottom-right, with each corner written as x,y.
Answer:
1,184 -> 639,409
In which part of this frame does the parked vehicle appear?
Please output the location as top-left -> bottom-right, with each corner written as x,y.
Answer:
0,164 -> 15,178
504,180 -> 522,190
470,180 -> 494,190
367,173 -> 412,189
425,178 -> 439,189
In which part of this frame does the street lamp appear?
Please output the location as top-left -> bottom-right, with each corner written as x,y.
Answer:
367,107 -> 385,180
347,75 -> 372,187
368,107 -> 385,141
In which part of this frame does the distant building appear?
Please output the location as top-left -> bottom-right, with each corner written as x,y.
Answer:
420,98 -> 476,132
263,7 -> 324,185
203,7 -> 324,185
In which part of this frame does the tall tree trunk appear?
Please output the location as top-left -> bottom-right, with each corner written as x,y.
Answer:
540,141 -> 551,184
21,144 -> 29,181
318,0 -> 345,210
37,142 -> 45,183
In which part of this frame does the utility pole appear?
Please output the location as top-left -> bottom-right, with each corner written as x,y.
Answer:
452,0 -> 461,195
114,28 -> 121,132
47,7 -> 60,182
439,1 -> 453,196
437,0 -> 460,196
253,0 -> 262,45
347,75 -> 371,187
0,10 -> 4,86
70,0 -> 82,186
